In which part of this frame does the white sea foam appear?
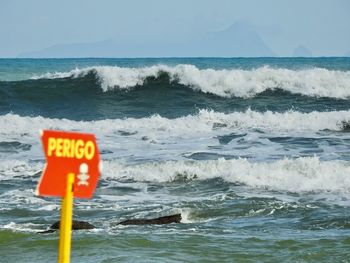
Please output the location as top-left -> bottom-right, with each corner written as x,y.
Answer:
1,110 -> 349,163
102,157 -> 350,193
32,65 -> 350,99
0,160 -> 43,179
2,222 -> 43,233
0,109 -> 349,137
1,157 -> 349,193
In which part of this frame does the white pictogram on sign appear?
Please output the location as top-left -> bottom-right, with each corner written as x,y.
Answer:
77,163 -> 90,186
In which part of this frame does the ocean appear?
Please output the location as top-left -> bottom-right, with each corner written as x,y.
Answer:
0,57 -> 350,262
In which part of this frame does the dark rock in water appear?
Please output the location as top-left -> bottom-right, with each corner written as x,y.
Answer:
38,220 -> 95,234
50,220 -> 95,230
118,213 -> 182,225
38,214 -> 182,234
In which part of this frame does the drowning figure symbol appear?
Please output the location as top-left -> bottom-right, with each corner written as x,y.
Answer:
77,163 -> 90,186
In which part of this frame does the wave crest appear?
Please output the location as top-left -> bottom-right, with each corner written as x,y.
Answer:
1,109 -> 349,136
32,65 -> 350,99
103,157 -> 350,193
1,157 -> 349,193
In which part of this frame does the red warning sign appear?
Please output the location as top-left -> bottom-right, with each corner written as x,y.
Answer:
36,130 -> 102,198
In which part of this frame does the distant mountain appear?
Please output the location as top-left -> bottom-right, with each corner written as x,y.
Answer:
292,45 -> 312,57
19,21 -> 276,58
19,40 -> 187,58
186,21 -> 276,57
19,39 -> 123,58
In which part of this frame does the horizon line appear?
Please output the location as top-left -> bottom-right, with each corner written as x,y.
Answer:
1,56 -> 350,59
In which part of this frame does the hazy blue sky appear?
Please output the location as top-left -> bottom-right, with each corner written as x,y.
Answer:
0,0 -> 349,57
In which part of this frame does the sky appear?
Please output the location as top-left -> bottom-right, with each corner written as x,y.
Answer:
0,0 -> 349,57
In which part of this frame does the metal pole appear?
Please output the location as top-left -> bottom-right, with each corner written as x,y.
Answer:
58,173 -> 75,263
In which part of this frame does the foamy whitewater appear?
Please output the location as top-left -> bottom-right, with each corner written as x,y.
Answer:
31,64 -> 350,99
1,58 -> 350,262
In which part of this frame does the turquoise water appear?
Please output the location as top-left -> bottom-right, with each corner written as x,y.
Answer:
0,58 -> 350,262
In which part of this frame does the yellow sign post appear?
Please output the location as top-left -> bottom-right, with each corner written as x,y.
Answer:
37,130 -> 101,263
58,173 -> 75,263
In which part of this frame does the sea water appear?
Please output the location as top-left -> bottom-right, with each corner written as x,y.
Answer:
0,58 -> 350,262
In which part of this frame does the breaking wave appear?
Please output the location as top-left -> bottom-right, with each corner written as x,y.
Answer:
31,65 -> 350,99
95,157 -> 350,193
1,109 -> 350,136
1,157 -> 349,193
